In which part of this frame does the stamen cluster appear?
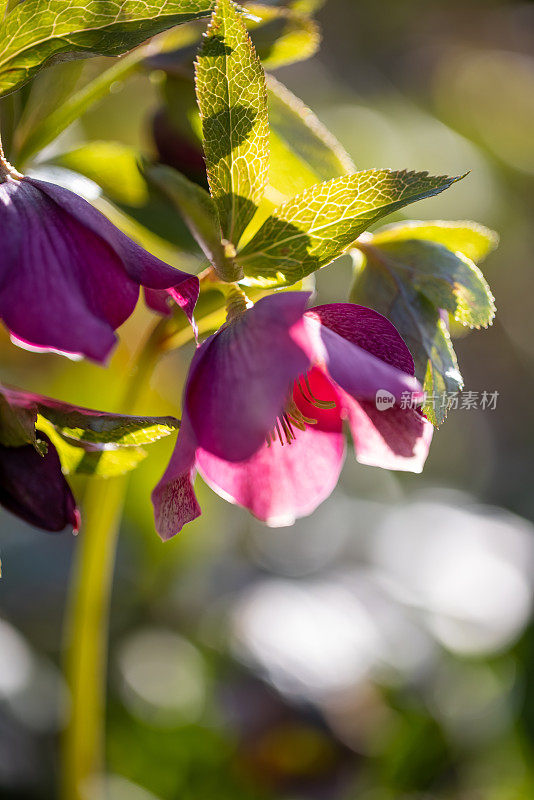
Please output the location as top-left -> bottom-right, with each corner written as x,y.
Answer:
266,374 -> 336,447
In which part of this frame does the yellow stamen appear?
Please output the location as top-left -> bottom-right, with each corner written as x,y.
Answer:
266,372 -> 337,447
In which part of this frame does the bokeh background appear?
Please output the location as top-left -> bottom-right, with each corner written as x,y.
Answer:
2,0 -> 534,797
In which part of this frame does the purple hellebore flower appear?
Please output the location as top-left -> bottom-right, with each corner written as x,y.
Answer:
0,159 -> 199,363
152,292 -> 433,537
0,433 -> 79,533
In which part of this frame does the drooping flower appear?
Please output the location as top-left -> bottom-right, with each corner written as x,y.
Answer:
152,292 -> 433,537
0,433 -> 80,533
0,383 -> 78,532
0,154 -> 199,363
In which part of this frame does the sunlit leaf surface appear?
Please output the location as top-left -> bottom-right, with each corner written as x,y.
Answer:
0,0 -> 215,97
238,169 -> 462,285
372,220 -> 499,263
195,0 -> 269,245
246,3 -> 320,69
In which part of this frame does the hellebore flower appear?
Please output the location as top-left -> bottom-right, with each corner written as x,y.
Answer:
0,433 -> 79,533
0,383 -> 79,532
0,156 -> 199,363
152,293 -> 433,537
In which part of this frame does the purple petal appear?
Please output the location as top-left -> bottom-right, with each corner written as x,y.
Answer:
151,415 -> 201,540
197,422 -> 346,527
31,178 -> 199,323
186,292 -> 312,462
299,312 -> 422,404
144,287 -> 173,316
0,179 -> 137,361
0,434 -> 79,532
311,304 -> 415,373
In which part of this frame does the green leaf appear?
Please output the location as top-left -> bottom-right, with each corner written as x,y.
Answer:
12,60 -> 85,162
288,0 -> 326,12
34,400 -> 179,447
145,162 -> 239,280
246,3 -> 320,69
372,220 -> 499,263
37,418 -> 147,477
364,239 -> 495,329
159,70 -> 354,200
0,0 -> 216,98
267,73 -> 355,198
15,50 -> 145,167
56,141 -> 149,206
195,0 -> 269,245
350,252 -> 463,427
144,3 -> 318,72
238,169 -> 462,286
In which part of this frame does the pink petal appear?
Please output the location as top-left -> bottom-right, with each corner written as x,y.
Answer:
342,394 -> 433,473
196,422 -> 346,527
186,292 -> 312,462
151,416 -> 201,540
310,303 -> 415,373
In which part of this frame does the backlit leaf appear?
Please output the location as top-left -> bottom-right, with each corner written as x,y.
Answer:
36,403 -> 179,447
38,419 -> 147,477
0,0 -> 215,97
195,0 -> 269,245
146,163 -> 240,280
350,252 -> 463,427
364,239 -> 495,329
238,169 -> 462,286
246,3 -> 320,69
372,220 -> 499,263
2,386 -> 179,446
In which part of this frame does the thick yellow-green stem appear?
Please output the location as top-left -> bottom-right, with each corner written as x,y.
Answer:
60,318 -> 170,800
61,476 -> 127,800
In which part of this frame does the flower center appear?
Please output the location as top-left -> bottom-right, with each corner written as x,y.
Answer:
266,374 -> 336,447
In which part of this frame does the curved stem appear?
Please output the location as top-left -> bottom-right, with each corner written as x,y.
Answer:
15,45 -> 150,168
60,319 -> 168,800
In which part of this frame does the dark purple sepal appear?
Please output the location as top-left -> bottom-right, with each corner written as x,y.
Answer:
0,433 -> 80,533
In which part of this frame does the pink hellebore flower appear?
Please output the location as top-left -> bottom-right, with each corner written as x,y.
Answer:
0,162 -> 198,362
152,293 -> 433,537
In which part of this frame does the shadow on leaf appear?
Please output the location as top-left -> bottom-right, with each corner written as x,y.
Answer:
202,105 -> 258,161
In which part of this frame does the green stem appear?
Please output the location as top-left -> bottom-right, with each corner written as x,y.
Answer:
61,476 -> 127,800
60,319 -> 167,800
16,45 -> 151,169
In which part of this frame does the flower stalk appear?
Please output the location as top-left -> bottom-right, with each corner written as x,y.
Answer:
60,319 -> 169,800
